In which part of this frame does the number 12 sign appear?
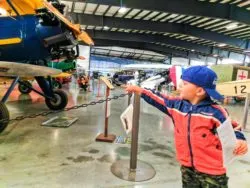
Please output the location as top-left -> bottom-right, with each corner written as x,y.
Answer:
216,79 -> 250,97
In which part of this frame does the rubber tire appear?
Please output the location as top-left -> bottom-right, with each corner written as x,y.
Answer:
52,80 -> 62,89
18,81 -> 32,94
45,90 -> 68,110
0,102 -> 10,133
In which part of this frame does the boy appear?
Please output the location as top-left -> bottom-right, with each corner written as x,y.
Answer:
126,66 -> 248,188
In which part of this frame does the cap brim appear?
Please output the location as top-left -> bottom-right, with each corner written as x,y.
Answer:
205,88 -> 224,101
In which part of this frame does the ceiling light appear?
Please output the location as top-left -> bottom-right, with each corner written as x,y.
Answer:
189,36 -> 197,40
118,7 -> 127,13
244,49 -> 250,54
0,7 -> 7,16
218,43 -> 227,47
225,23 -> 238,30
191,49 -> 195,52
104,26 -> 109,30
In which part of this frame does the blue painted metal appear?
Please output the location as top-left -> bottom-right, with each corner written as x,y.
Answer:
0,15 -> 62,62
18,79 -> 53,99
35,76 -> 54,99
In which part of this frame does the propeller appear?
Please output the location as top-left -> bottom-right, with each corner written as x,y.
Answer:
42,0 -> 94,46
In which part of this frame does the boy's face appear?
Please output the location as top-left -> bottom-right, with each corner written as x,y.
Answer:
179,80 -> 206,101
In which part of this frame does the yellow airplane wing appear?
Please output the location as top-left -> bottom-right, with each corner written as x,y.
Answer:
42,0 -> 94,46
52,72 -> 72,78
0,0 -> 43,16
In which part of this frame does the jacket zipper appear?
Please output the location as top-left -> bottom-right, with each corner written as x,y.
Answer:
188,111 -> 194,167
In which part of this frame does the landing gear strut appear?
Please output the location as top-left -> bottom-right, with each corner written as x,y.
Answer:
0,102 -> 10,133
0,76 -> 68,133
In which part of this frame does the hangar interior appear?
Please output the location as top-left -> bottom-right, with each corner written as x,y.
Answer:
1,0 -> 250,187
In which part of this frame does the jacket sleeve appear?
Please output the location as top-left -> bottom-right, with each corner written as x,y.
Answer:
231,120 -> 246,140
141,89 -> 181,117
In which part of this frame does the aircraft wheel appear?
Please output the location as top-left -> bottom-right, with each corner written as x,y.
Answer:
45,90 -> 68,110
0,102 -> 10,133
115,82 -> 121,86
18,81 -> 32,94
52,80 -> 62,89
108,79 -> 113,84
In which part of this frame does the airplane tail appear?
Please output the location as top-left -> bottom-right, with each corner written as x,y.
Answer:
169,66 -> 184,89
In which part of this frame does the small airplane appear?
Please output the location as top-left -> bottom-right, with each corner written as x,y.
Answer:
0,0 -> 94,133
122,63 -> 183,90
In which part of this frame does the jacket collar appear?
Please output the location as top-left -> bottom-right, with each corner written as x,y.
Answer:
183,97 -> 216,108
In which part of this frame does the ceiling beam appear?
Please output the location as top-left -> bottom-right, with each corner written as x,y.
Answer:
90,39 -> 207,59
87,30 -> 212,54
65,0 -> 250,26
92,48 -> 165,62
72,13 -> 246,49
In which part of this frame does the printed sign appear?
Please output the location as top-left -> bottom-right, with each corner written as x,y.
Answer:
236,70 -> 248,80
120,104 -> 133,135
217,79 -> 250,97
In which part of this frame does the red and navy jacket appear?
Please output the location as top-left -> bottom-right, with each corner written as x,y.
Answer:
141,88 -> 246,175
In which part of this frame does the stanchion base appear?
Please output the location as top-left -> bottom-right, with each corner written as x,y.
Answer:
111,159 -> 156,182
96,133 -> 116,143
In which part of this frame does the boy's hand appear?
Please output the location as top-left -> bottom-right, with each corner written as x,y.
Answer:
233,140 -> 248,155
125,85 -> 143,95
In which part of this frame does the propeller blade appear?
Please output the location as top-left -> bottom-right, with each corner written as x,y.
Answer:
77,30 -> 95,46
42,0 -> 94,45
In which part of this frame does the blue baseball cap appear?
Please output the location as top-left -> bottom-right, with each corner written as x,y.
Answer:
181,66 -> 224,101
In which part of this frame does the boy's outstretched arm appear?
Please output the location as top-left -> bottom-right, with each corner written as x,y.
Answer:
125,85 -> 143,95
125,85 -> 180,116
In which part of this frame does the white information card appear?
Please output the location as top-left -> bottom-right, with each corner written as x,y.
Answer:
217,118 -> 237,167
120,104 -> 133,135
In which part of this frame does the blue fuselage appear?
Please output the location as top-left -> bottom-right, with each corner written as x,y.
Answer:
0,15 -> 63,62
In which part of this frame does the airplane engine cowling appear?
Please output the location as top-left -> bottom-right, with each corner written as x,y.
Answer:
43,32 -> 77,47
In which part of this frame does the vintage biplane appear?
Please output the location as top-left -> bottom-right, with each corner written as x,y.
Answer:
0,0 -> 94,132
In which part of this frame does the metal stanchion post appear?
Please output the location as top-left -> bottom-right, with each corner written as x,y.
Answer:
242,93 -> 250,132
128,93 -> 132,106
96,86 -> 116,142
104,86 -> 110,137
111,93 -> 156,182
87,76 -> 91,92
130,93 -> 140,170
97,79 -> 101,97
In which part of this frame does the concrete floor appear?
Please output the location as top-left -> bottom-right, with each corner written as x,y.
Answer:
0,80 -> 250,188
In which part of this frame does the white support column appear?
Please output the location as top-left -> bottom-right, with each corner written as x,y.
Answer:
77,45 -> 91,75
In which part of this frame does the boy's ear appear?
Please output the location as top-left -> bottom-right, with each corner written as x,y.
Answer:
196,87 -> 206,96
